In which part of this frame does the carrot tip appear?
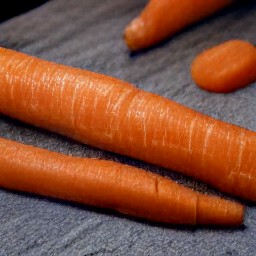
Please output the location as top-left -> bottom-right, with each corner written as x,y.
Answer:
196,195 -> 244,226
124,18 -> 145,51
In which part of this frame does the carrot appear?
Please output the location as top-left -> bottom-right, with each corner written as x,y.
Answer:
191,40 -> 256,93
0,137 -> 244,226
0,47 -> 255,201
124,0 -> 233,51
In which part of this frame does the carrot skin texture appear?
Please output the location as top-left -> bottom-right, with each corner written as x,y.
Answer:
0,138 -> 244,225
0,48 -> 255,201
191,40 -> 256,93
124,0 -> 233,51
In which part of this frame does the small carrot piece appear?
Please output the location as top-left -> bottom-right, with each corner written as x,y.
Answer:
191,40 -> 256,93
0,48 -> 255,201
0,138 -> 244,226
124,0 -> 233,51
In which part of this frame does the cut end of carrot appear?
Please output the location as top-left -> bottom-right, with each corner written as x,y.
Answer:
191,40 -> 256,93
196,194 -> 244,226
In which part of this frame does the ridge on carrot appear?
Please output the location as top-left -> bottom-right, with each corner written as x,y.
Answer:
191,40 -> 256,93
0,137 -> 244,226
0,47 -> 255,201
124,0 -> 233,51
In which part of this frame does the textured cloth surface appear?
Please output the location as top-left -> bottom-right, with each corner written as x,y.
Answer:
0,1 -> 256,255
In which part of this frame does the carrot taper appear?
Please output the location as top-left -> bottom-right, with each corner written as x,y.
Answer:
124,0 -> 233,51
0,138 -> 244,226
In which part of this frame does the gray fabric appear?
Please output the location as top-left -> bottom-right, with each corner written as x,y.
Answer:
0,0 -> 256,255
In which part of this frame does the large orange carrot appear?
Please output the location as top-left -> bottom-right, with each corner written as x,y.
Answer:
191,40 -> 256,93
124,0 -> 233,51
0,138 -> 244,225
0,47 -> 255,201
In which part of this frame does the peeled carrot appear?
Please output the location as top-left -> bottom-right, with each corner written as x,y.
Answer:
191,40 -> 256,93
0,138 -> 244,225
0,47 -> 255,201
124,0 -> 233,51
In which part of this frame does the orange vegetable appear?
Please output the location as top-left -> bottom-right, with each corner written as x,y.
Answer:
0,138 -> 244,225
0,47 -> 255,201
124,0 -> 233,51
191,40 -> 256,93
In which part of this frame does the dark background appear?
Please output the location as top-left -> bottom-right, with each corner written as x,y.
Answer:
0,0 -> 48,22
0,1 -> 255,255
